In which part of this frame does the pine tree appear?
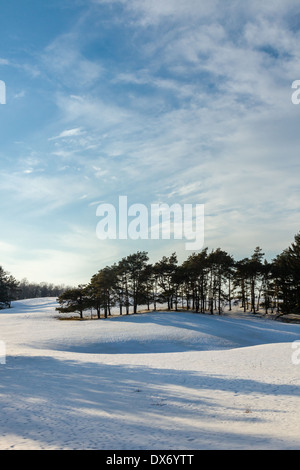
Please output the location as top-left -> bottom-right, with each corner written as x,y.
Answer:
154,253 -> 178,310
120,251 -> 149,314
272,233 -> 300,314
182,249 -> 208,312
56,285 -> 88,319
249,247 -> 265,314
207,249 -> 234,314
0,266 -> 19,309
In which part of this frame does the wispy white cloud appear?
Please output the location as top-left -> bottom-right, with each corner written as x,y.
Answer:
55,94 -> 131,129
0,169 -> 95,215
1,0 -> 300,283
93,0 -> 219,26
49,127 -> 85,141
13,90 -> 26,99
41,32 -> 103,88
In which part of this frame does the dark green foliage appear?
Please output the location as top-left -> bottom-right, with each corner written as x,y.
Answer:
56,285 -> 88,319
272,233 -> 300,314
3,233 -> 300,317
0,266 -> 19,309
55,231 -> 300,319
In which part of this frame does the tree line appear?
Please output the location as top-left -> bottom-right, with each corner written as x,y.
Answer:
56,232 -> 300,319
0,269 -> 70,309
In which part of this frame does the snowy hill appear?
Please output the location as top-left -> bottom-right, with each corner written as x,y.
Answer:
0,298 -> 300,450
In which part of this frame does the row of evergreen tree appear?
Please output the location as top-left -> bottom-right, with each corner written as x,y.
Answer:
0,268 -> 70,309
56,232 -> 300,319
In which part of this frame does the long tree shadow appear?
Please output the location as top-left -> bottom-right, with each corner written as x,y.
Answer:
0,354 -> 299,449
47,311 -> 300,354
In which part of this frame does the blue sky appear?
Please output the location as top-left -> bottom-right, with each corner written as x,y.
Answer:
1,0 -> 300,285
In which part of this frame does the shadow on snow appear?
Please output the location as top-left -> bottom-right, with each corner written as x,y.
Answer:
0,354 -> 299,450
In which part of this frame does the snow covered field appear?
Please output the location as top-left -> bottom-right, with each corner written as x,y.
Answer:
1,298 -> 300,450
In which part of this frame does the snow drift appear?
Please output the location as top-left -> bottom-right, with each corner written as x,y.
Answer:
0,298 -> 300,450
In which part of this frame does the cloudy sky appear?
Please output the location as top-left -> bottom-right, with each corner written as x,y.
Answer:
0,0 -> 300,285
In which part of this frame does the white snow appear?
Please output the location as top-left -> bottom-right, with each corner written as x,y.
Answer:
1,298 -> 300,450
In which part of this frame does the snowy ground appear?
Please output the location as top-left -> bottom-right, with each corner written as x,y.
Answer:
0,298 -> 300,450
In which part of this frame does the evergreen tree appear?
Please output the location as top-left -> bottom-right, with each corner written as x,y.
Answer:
54,231 -> 300,320
260,260 -> 273,314
207,248 -> 234,314
249,247 -> 265,313
56,285 -> 88,319
234,258 -> 250,312
120,251 -> 149,314
182,249 -> 208,312
0,266 -> 19,308
154,253 -> 178,310
272,233 -> 300,314
89,266 -> 117,318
